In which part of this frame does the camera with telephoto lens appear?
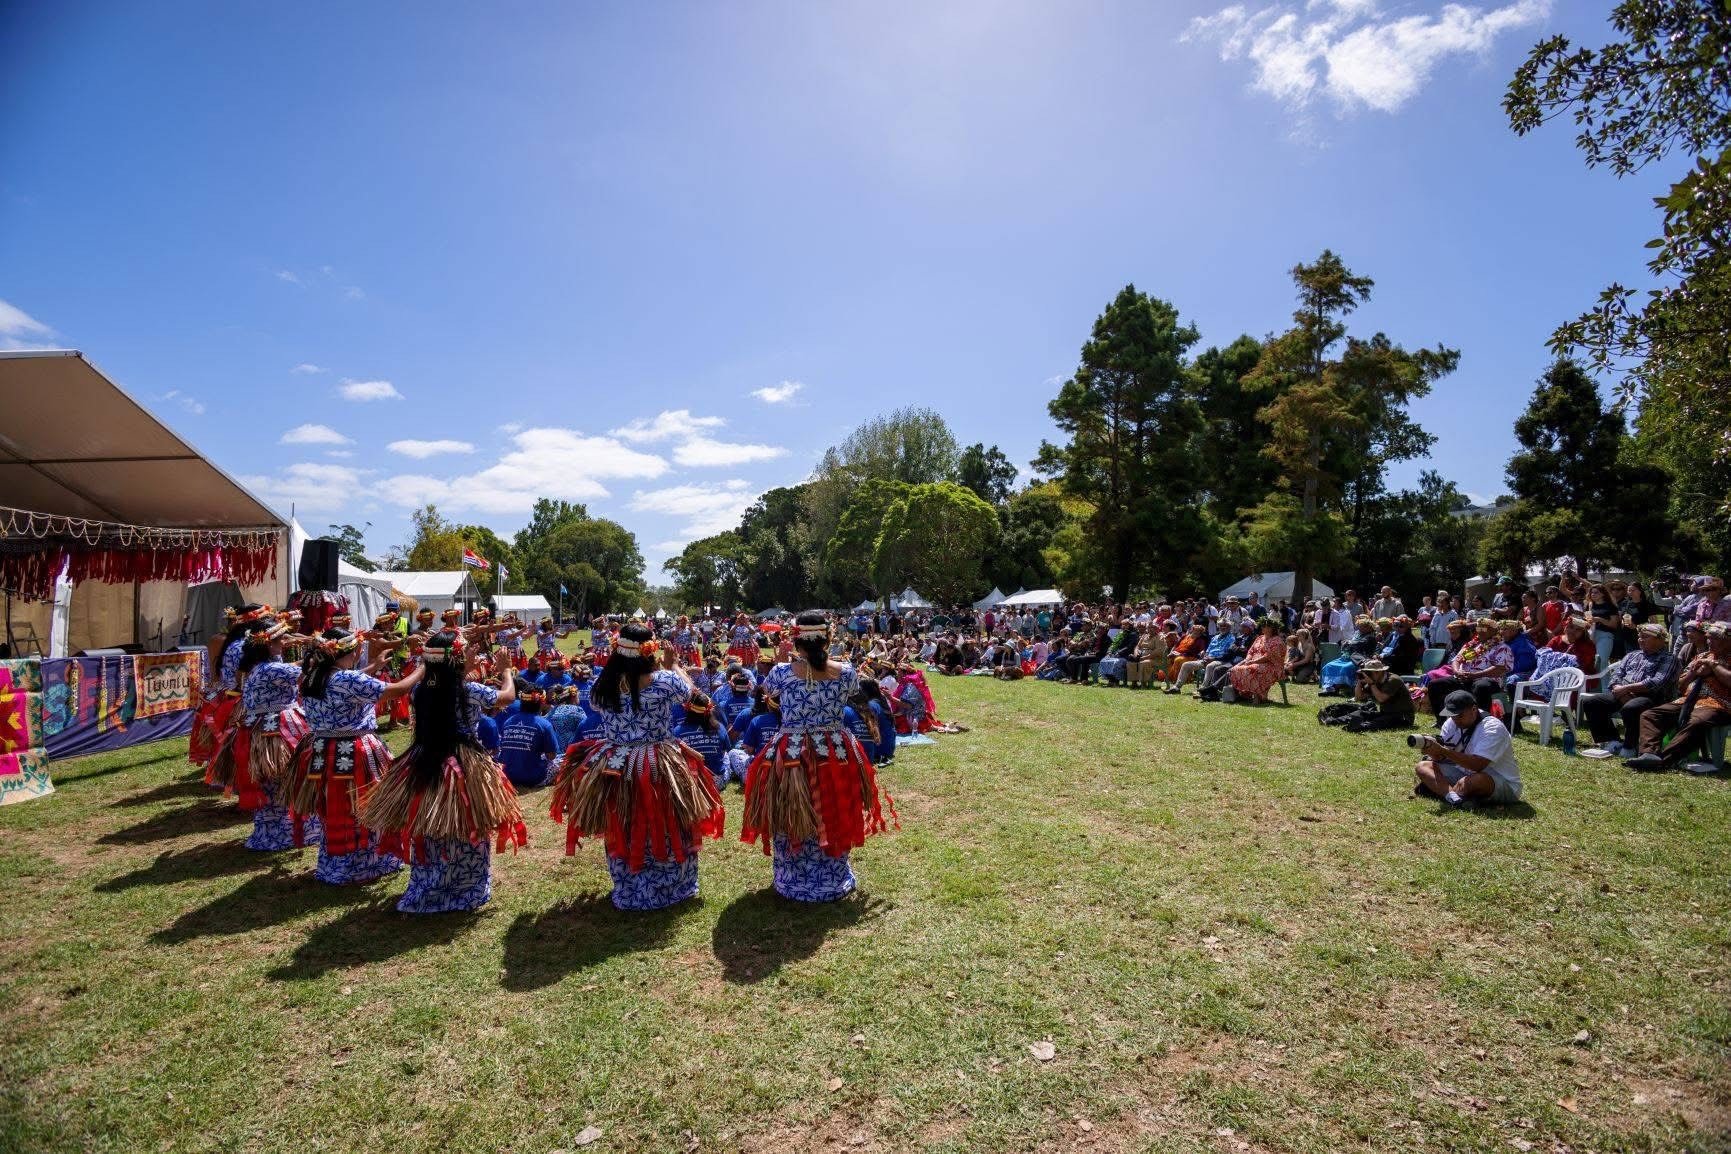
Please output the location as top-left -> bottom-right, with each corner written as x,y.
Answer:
1405,733 -> 1426,749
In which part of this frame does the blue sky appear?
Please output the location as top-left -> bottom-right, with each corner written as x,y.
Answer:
0,1 -> 1660,577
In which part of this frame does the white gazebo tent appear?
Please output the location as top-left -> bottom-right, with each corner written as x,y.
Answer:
852,599 -> 879,613
388,571 -> 475,619
890,588 -> 933,610
0,350 -> 289,657
491,594 -> 553,623
1217,572 -> 1334,604
972,587 -> 1007,611
999,588 -> 1065,608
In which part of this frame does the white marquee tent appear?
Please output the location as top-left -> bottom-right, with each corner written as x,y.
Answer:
972,587 -> 1007,610
1217,572 -> 1334,603
891,588 -> 933,610
491,594 -> 553,622
999,588 -> 1065,608
387,571 -> 476,617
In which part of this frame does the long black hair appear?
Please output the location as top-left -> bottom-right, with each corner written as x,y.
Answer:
592,622 -> 655,714
237,619 -> 278,680
405,631 -> 480,792
299,627 -> 353,699
849,685 -> 881,743
792,609 -> 829,672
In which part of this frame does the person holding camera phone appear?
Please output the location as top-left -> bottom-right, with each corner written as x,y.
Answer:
1412,689 -> 1522,808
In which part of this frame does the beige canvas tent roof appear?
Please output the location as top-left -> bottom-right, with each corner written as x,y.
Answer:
0,350 -> 282,528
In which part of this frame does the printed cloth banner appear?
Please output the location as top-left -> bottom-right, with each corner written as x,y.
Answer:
40,653 -> 202,761
0,659 -> 53,806
133,652 -> 202,718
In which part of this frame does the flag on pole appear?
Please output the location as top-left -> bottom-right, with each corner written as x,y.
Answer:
559,582 -> 568,596
462,548 -> 489,571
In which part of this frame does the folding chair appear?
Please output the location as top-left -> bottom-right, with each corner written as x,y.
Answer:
1510,666 -> 1585,747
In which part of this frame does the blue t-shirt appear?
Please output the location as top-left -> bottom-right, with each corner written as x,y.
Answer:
674,720 -> 730,780
498,712 -> 558,786
475,713 -> 500,756
842,705 -> 875,748
740,711 -> 780,755
868,699 -> 896,763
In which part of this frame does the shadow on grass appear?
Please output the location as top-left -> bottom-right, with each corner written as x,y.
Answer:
267,900 -> 482,981
150,866 -> 389,944
499,895 -> 691,991
95,838 -> 274,892
110,778 -> 216,808
98,800 -> 250,845
53,747 -> 193,784
711,887 -> 886,985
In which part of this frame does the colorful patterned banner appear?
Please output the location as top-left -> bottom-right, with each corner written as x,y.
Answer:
39,653 -> 201,761
133,652 -> 201,718
0,659 -> 53,806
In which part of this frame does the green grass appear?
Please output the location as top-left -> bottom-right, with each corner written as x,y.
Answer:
3,678 -> 1729,1152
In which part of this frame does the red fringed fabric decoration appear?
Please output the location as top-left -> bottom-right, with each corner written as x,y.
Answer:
0,544 -> 278,603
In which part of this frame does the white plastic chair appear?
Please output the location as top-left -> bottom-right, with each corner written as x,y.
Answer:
1511,666 -> 1586,747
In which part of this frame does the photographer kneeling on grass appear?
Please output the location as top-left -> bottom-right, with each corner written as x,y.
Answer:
1412,689 -> 1522,809
1318,658 -> 1414,732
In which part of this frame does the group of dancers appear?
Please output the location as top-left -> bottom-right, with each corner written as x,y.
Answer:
186,605 -> 898,913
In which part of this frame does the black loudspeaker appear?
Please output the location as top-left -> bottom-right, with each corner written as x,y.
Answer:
299,539 -> 341,592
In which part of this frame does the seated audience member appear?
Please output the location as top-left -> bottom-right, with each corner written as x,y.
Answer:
1344,616 -> 1380,658
475,700 -> 502,757
855,681 -> 897,765
1623,621 -> 1731,774
1424,617 -> 1513,715
1063,625 -> 1111,684
1127,625 -> 1168,688
1381,616 -> 1424,676
545,685 -> 587,753
1181,620 -> 1237,695
1440,614 -> 1472,659
1222,618 -> 1285,704
1413,690 -> 1522,807
498,688 -> 560,787
1197,620 -> 1253,699
1500,618 -> 1539,686
675,691 -> 732,790
1285,627 -> 1319,683
1164,624 -> 1210,693
1580,623 -> 1676,758
1036,636 -> 1069,681
1097,623 -> 1138,686
1548,616 -> 1600,674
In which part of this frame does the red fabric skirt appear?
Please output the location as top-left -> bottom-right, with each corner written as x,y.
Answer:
285,734 -> 393,856
190,691 -> 240,767
726,644 -> 759,667
740,729 -> 897,859
550,738 -> 725,869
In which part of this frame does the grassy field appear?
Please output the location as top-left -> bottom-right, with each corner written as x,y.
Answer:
2,676 -> 1728,1152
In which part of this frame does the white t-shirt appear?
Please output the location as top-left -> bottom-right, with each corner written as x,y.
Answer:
1440,714 -> 1520,790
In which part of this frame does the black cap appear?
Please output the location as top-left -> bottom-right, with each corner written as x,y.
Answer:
1439,690 -> 1478,718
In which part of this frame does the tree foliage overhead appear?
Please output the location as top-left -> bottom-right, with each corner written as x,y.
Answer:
666,532 -> 744,614
1035,284 -> 1207,600
1505,2 -> 1731,555
324,523 -> 374,572
956,443 -> 1018,507
872,482 -> 998,607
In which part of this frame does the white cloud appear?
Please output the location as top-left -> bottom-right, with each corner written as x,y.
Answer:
343,286 -> 365,300
388,438 -> 476,459
630,479 -> 757,538
751,380 -> 805,404
610,409 -> 726,444
379,426 -> 669,516
0,298 -> 57,350
339,378 -> 403,402
672,435 -> 788,467
240,462 -> 363,514
275,269 -> 303,285
159,389 -> 206,416
291,363 -> 325,375
326,449 -> 354,459
497,421 -> 523,435
1184,0 -> 1550,114
280,422 -> 352,446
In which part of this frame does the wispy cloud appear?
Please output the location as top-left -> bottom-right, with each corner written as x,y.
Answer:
291,362 -> 325,375
326,449 -> 354,459
343,286 -> 365,300
280,422 -> 351,446
610,409 -> 727,444
672,435 -> 787,467
0,298 -> 57,351
1183,0 -> 1550,115
751,380 -> 805,405
275,269 -> 303,285
239,461 -> 364,514
339,378 -> 403,402
158,389 -> 206,416
497,421 -> 524,435
388,438 -> 475,459
379,426 -> 669,516
630,479 -> 758,537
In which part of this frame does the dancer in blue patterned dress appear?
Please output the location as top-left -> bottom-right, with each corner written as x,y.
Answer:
233,617 -> 319,850
550,623 -> 724,910
284,629 -> 421,885
361,633 -> 527,913
740,611 -> 897,902
191,604 -> 270,771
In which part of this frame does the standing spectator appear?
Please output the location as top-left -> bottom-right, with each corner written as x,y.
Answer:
1341,589 -> 1367,622
1426,593 -> 1459,649
1371,585 -> 1405,620
1580,624 -> 1676,758
1328,597 -> 1354,645
1491,575 -> 1521,616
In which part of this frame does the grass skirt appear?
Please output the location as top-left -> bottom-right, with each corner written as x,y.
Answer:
550,739 -> 724,870
772,834 -> 856,902
360,746 -> 529,862
740,729 -> 896,858
190,691 -> 240,769
285,734 -> 393,857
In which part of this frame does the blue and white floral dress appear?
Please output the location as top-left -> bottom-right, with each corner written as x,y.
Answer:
361,680 -> 527,914
551,670 -> 725,911
240,661 -> 318,851
287,669 -> 403,885
740,662 -> 897,902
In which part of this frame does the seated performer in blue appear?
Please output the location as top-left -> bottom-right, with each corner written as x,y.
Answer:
360,632 -> 527,913
740,610 -> 897,902
498,687 -> 560,787
549,622 -> 725,910
674,691 -> 732,791
284,628 -> 420,885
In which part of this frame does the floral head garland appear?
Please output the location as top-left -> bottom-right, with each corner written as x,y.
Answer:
319,633 -> 360,658
614,637 -> 658,658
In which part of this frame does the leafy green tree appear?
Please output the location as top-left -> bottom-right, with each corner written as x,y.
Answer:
1348,471 -> 1485,598
989,485 -> 1068,593
1188,336 -> 1273,522
737,486 -> 814,609
403,504 -> 464,570
527,517 -> 644,618
1242,252 -> 1457,601
872,482 -> 997,606
1035,284 -> 1208,600
324,523 -> 375,572
665,532 -> 744,613
823,479 -> 911,602
956,443 -> 1018,506
1481,359 -> 1693,576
